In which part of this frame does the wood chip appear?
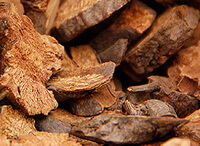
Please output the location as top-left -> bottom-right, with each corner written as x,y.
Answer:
0,0 -> 24,14
124,5 -> 200,81
49,108 -> 92,126
47,62 -> 115,100
71,111 -> 188,144
0,105 -> 36,139
89,0 -> 156,53
123,99 -> 178,117
22,0 -> 60,34
128,76 -> 199,117
168,40 -> 200,100
52,0 -> 130,42
175,109 -> 200,143
0,2 -> 63,115
98,39 -> 128,66
1,131 -> 81,146
35,116 -> 72,133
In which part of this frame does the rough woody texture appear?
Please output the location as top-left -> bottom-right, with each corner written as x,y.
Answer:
123,99 -> 177,117
0,0 -> 24,14
128,76 -> 198,117
175,109 -> 200,143
161,138 -> 199,146
69,83 -> 120,116
48,62 -> 115,100
98,39 -> 128,66
22,0 -> 60,34
52,0 -> 130,42
124,5 -> 200,80
89,0 -> 156,53
168,41 -> 200,100
0,2 -> 63,115
71,112 -> 187,144
0,131 -> 81,146
0,105 -> 36,139
49,109 -> 92,126
35,116 -> 72,133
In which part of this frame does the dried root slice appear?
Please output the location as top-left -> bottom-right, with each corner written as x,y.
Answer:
0,105 -> 36,139
71,111 -> 188,144
0,3 -> 63,115
69,83 -> 119,116
47,62 -> 116,100
168,41 -> 200,100
89,0 -> 156,54
52,0 -> 130,42
175,109 -> 200,143
0,0 -> 24,14
124,5 -> 200,81
0,131 -> 81,146
22,0 -> 60,34
128,76 -> 199,117
161,137 -> 199,146
49,108 -> 92,126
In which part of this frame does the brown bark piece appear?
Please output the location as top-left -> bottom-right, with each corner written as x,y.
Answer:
0,2 -> 63,115
0,105 -> 36,139
124,5 -> 200,80
123,99 -> 177,117
161,138 -> 199,146
98,39 -> 128,66
70,45 -> 99,67
35,116 -> 72,133
128,76 -> 198,117
49,108 -> 92,126
0,0 -> 24,14
69,83 -> 120,116
89,0 -> 156,53
175,109 -> 200,143
22,0 -> 60,34
47,62 -> 115,100
52,0 -> 130,42
168,41 -> 200,100
2,131 -> 81,146
71,112 -> 187,144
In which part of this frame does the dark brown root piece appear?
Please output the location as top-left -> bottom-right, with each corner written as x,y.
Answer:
124,5 -> 200,81
35,116 -> 72,133
123,99 -> 178,117
52,0 -> 130,42
71,111 -> 188,144
22,0 -> 60,34
128,76 -> 199,118
89,0 -> 156,53
0,2 -> 63,115
0,105 -> 36,139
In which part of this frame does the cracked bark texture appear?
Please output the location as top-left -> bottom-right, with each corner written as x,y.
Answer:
52,0 -> 130,42
0,2 -> 63,115
71,112 -> 187,144
124,5 -> 199,81
0,105 -> 36,139
22,0 -> 60,34
89,0 -> 156,53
